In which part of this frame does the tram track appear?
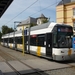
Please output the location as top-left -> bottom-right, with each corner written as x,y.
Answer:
0,49 -> 47,75
0,47 -> 75,75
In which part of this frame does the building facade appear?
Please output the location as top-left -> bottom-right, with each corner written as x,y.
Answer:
17,14 -> 48,31
17,17 -> 37,31
56,0 -> 75,31
37,14 -> 48,25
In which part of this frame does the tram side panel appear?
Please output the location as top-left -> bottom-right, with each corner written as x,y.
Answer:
26,33 -> 53,58
16,36 -> 23,51
8,38 -> 14,49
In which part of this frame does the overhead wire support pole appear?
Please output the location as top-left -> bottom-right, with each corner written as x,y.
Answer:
22,25 -> 25,55
14,22 -> 15,49
28,24 -> 30,53
14,21 -> 21,50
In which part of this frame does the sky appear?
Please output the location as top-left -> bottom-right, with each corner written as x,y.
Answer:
0,0 -> 61,29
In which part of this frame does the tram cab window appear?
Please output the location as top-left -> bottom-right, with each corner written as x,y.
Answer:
57,26 -> 73,48
53,25 -> 73,48
52,26 -> 58,47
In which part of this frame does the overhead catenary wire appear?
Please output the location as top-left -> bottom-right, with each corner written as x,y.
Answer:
30,0 -> 60,17
4,0 -> 61,25
4,0 -> 38,25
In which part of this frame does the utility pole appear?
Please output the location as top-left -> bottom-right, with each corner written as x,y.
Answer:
22,25 -> 25,55
28,24 -> 30,53
14,21 -> 21,50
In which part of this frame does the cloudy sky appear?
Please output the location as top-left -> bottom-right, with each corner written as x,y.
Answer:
0,0 -> 61,29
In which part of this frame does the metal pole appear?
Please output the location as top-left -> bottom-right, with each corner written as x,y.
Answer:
28,24 -> 30,53
14,22 -> 15,49
14,21 -> 21,50
22,25 -> 25,55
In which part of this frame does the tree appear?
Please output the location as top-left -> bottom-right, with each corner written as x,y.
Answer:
42,19 -> 49,24
2,25 -> 14,35
30,23 -> 36,27
0,31 -> 2,41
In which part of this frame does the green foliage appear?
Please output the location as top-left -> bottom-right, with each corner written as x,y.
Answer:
30,23 -> 36,27
2,25 -> 14,35
42,19 -> 49,24
0,31 -> 2,41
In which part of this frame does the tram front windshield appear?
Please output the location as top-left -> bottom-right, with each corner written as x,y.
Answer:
53,25 -> 73,48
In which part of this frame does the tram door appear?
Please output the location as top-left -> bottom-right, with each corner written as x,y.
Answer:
46,33 -> 52,57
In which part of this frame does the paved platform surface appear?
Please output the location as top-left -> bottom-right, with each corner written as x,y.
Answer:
0,59 -> 70,75
21,59 -> 69,71
0,45 -> 75,75
0,62 -> 17,75
8,61 -> 35,74
1,59 -> 75,75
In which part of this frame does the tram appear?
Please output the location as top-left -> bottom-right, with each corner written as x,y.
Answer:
1,22 -> 75,61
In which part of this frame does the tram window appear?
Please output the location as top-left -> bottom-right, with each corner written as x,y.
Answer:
30,36 -> 36,46
5,38 -> 7,43
19,37 -> 22,44
5,38 -> 8,43
25,36 -> 28,44
17,37 -> 19,43
37,35 -> 45,47
16,37 -> 20,43
17,37 -> 22,44
1,39 -> 3,42
15,37 -> 17,43
9,38 -> 13,43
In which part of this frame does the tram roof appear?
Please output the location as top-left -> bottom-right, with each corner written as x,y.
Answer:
25,22 -> 72,32
31,22 -> 50,31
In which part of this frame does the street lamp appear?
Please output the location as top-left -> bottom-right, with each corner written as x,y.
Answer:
14,21 -> 21,50
14,21 -> 21,31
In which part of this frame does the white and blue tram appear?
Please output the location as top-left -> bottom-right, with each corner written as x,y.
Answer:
1,22 -> 75,61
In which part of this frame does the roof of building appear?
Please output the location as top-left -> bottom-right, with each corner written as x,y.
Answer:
37,13 -> 48,19
17,17 -> 37,26
0,0 -> 13,17
57,0 -> 75,6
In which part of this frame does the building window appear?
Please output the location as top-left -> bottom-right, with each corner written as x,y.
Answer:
73,8 -> 75,16
73,22 -> 75,30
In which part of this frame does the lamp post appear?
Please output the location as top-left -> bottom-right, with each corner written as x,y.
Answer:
28,24 -> 30,53
22,25 -> 25,55
14,21 -> 21,50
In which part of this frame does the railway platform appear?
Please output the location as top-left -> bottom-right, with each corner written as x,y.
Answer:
0,45 -> 75,75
